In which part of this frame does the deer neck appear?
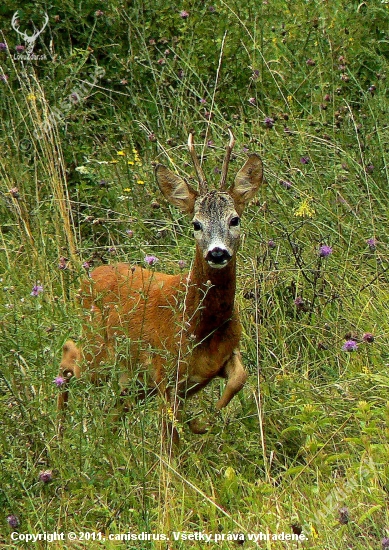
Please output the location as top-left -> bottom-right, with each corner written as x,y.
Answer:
186,245 -> 237,340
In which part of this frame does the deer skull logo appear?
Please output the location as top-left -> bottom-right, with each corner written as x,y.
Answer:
11,12 -> 49,56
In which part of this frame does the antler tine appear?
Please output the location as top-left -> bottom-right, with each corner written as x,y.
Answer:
188,133 -> 207,193
220,128 -> 235,190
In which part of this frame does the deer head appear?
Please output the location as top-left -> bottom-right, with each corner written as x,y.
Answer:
155,131 -> 263,269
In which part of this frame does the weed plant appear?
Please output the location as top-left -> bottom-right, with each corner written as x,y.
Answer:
1,0 -> 389,548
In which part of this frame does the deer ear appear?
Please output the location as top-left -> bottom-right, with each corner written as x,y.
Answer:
229,154 -> 263,214
155,165 -> 198,214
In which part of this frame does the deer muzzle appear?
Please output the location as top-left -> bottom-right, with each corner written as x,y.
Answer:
206,247 -> 232,268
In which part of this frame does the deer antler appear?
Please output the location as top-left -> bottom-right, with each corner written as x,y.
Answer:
220,128 -> 235,190
188,133 -> 207,194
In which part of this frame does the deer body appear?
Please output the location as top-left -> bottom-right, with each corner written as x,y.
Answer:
58,132 -> 263,444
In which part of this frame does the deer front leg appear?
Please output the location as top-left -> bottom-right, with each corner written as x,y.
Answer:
216,349 -> 248,411
187,349 -> 248,435
57,340 -> 82,411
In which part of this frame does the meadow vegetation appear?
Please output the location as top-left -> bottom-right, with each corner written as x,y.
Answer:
1,0 -> 389,548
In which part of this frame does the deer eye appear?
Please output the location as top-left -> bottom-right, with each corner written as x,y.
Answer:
193,221 -> 202,231
229,216 -> 240,227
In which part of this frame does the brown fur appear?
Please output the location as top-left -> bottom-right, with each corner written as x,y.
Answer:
58,139 -> 263,445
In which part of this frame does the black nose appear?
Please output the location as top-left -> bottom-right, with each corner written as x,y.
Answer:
206,247 -> 232,264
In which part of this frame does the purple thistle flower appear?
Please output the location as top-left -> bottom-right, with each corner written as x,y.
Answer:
366,237 -> 377,250
82,261 -> 91,270
145,254 -> 158,266
362,332 -> 374,343
268,240 -> 276,249
300,156 -> 310,164
294,296 -> 304,307
31,284 -> 43,296
365,164 -> 375,173
319,245 -> 333,258
0,42 -> 7,51
248,97 -> 256,105
126,229 -> 134,237
280,180 -> 292,189
0,74 -> 9,82
199,98 -> 206,104
39,470 -> 53,483
178,260 -> 187,270
7,515 -> 19,528
306,58 -> 316,66
264,117 -> 275,129
179,10 -> 189,18
209,6 -> 216,12
252,69 -> 260,80
342,340 -> 358,352
382,538 -> 389,549
54,376 -> 66,387
15,45 -> 25,53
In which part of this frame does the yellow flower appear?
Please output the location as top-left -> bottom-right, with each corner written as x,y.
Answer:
26,93 -> 36,101
123,187 -> 131,192
166,405 -> 182,433
287,95 -> 293,103
137,180 -> 145,185
116,150 -> 125,156
110,160 -> 118,164
127,160 -> 134,165
294,198 -> 315,218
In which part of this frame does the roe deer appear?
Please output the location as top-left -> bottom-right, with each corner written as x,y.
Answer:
58,130 -> 263,445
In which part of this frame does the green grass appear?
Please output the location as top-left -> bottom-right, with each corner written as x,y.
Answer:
1,0 -> 389,548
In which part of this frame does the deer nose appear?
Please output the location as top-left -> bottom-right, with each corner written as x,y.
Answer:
206,247 -> 232,265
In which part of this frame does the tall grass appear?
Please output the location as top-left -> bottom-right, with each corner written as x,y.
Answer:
1,0 -> 389,548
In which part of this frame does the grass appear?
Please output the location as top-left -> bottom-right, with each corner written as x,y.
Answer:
1,0 -> 389,548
